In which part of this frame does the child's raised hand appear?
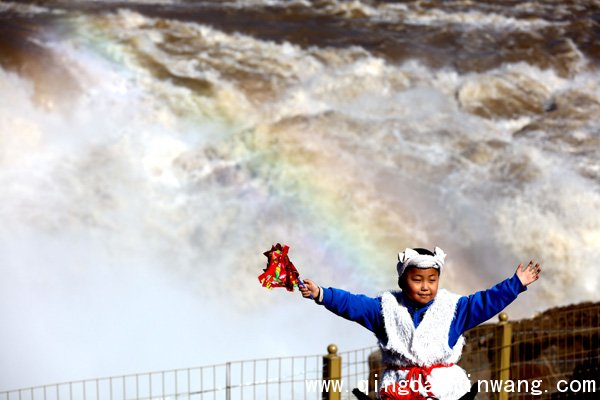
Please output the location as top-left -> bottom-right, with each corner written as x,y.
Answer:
516,260 -> 542,286
300,279 -> 320,299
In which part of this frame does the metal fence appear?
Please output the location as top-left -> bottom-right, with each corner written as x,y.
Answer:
339,346 -> 378,398
0,346 -> 377,400
3,303 -> 598,400
459,302 -> 600,400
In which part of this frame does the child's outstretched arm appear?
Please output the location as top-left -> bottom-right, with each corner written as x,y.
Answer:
298,279 -> 383,334
450,259 -> 543,344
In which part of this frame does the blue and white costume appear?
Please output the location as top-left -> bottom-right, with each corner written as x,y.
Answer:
314,247 -> 527,400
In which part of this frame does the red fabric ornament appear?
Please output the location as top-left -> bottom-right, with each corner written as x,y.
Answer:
258,243 -> 301,292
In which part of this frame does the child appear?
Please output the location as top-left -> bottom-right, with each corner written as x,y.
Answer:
300,247 -> 542,400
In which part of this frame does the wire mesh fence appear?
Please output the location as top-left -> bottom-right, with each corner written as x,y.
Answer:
2,303 -> 597,400
339,346 -> 378,398
509,302 -> 599,399
459,302 -> 600,399
0,358 -> 315,400
0,346 -> 377,400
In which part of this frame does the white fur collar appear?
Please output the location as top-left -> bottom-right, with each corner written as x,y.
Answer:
377,289 -> 471,399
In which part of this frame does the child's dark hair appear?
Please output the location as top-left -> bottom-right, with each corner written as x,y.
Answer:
411,248 -> 434,256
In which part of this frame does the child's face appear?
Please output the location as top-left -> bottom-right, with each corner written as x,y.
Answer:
402,267 -> 439,305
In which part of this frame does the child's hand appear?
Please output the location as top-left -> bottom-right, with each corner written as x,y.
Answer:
516,260 -> 542,286
300,279 -> 320,299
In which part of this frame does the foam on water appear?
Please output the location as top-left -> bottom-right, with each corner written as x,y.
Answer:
387,7 -> 559,30
76,8 -> 600,307
216,0 -> 563,31
0,2 -> 65,15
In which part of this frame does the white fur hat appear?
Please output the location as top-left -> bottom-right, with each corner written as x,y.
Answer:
397,247 -> 446,277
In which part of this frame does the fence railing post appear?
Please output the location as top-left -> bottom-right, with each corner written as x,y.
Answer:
226,362 -> 231,400
494,312 -> 513,400
322,344 -> 341,400
368,350 -> 383,399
